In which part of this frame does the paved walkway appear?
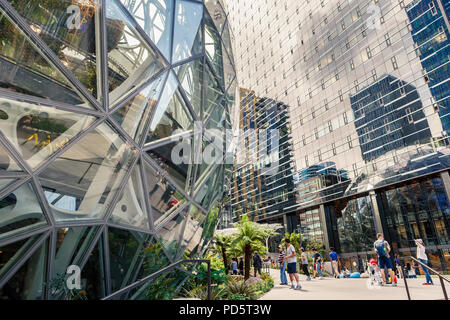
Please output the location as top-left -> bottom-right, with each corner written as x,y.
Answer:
260,268 -> 449,300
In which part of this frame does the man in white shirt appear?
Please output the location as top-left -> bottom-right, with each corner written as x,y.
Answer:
282,238 -> 302,290
415,239 -> 433,285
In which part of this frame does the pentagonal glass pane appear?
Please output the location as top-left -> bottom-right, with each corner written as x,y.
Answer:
145,134 -> 195,192
146,71 -> 193,144
174,58 -> 203,118
106,0 -> 166,105
0,234 -> 41,283
0,236 -> 48,300
7,0 -> 102,100
204,11 -> 224,88
39,122 -> 136,222
119,0 -> 174,61
0,9 -> 94,107
0,142 -> 21,172
112,71 -> 166,142
108,227 -> 150,293
52,226 -> 100,278
204,64 -> 224,119
81,235 -> 106,299
204,0 -> 226,35
172,0 -> 203,63
0,182 -> 47,242
143,160 -> 186,225
0,96 -> 96,170
158,211 -> 185,261
110,161 -> 150,230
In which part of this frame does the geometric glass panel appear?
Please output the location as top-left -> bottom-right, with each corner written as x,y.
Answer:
0,9 -> 95,107
174,58 -> 203,118
145,71 -> 193,144
157,211 -> 185,261
110,161 -> 150,230
204,64 -> 224,119
143,160 -> 186,225
172,0 -> 203,63
0,96 -> 96,170
204,0 -> 226,35
111,71 -> 166,142
106,0 -> 166,105
145,134 -> 195,192
204,10 -> 224,88
119,0 -> 174,61
39,122 -> 136,222
52,226 -> 100,279
0,179 -> 17,194
0,141 -> 21,172
221,42 -> 235,92
0,182 -> 47,242
108,227 -> 149,293
81,235 -> 106,299
0,236 -> 48,300
194,165 -> 222,210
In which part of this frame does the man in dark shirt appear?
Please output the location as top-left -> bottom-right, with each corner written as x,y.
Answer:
253,252 -> 262,277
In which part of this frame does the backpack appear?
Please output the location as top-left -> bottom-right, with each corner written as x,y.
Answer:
374,240 -> 389,258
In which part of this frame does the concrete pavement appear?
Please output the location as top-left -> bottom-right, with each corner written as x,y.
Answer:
260,268 -> 449,300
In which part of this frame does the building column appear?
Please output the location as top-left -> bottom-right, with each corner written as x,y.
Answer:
369,190 -> 383,235
440,171 -> 450,203
318,204 -> 330,251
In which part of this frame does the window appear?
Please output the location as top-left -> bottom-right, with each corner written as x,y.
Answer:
406,107 -> 414,123
347,135 -> 353,148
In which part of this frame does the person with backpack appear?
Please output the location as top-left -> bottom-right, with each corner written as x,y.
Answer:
373,233 -> 397,286
415,239 -> 433,285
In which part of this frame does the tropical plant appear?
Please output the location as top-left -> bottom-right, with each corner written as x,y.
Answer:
214,234 -> 232,274
223,278 -> 258,300
230,214 -> 276,279
186,285 -> 225,300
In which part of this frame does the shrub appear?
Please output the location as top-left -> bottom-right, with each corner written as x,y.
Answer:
223,278 -> 258,300
186,285 -> 225,300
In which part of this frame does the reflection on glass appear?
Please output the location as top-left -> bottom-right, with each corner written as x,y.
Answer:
110,162 -> 150,230
120,0 -> 174,60
146,134 -> 195,191
204,64 -> 224,118
8,0 -> 101,100
108,227 -> 150,293
112,71 -> 165,142
204,0 -> 226,34
0,237 -> 48,299
0,10 -> 92,106
175,58 -> 203,118
172,0 -> 203,63
204,11 -> 224,87
158,211 -> 185,260
106,0 -> 165,104
146,71 -> 193,143
0,182 -> 47,242
194,166 -> 223,210
0,97 -> 96,169
0,143 -> 21,172
82,236 -> 106,299
39,122 -> 136,222
143,160 -> 185,225
180,204 -> 204,257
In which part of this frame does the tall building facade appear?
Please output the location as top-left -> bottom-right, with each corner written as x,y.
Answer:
0,0 -> 235,299
226,0 -> 450,271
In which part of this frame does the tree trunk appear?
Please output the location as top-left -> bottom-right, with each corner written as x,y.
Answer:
222,247 -> 228,275
244,244 -> 252,280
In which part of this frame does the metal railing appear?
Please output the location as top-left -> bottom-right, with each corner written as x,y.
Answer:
401,256 -> 449,300
102,259 -> 211,300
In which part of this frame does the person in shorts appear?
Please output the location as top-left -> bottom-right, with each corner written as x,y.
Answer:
373,233 -> 397,286
283,238 -> 302,290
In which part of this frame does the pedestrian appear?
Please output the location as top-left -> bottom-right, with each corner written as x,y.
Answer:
231,258 -> 238,275
373,233 -> 397,286
415,239 -> 433,285
312,249 -> 324,279
394,254 -> 402,278
238,257 -> 244,275
253,252 -> 262,277
300,247 -> 311,281
278,245 -> 288,285
329,247 -> 340,278
283,238 -> 302,290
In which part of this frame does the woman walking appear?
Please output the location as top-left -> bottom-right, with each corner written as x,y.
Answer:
415,239 -> 433,285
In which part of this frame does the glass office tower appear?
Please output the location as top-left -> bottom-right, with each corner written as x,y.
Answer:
0,0 -> 235,299
226,0 -> 449,271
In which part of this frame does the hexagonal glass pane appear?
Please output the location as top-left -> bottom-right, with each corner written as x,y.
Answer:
0,96 -> 96,170
39,122 -> 136,222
